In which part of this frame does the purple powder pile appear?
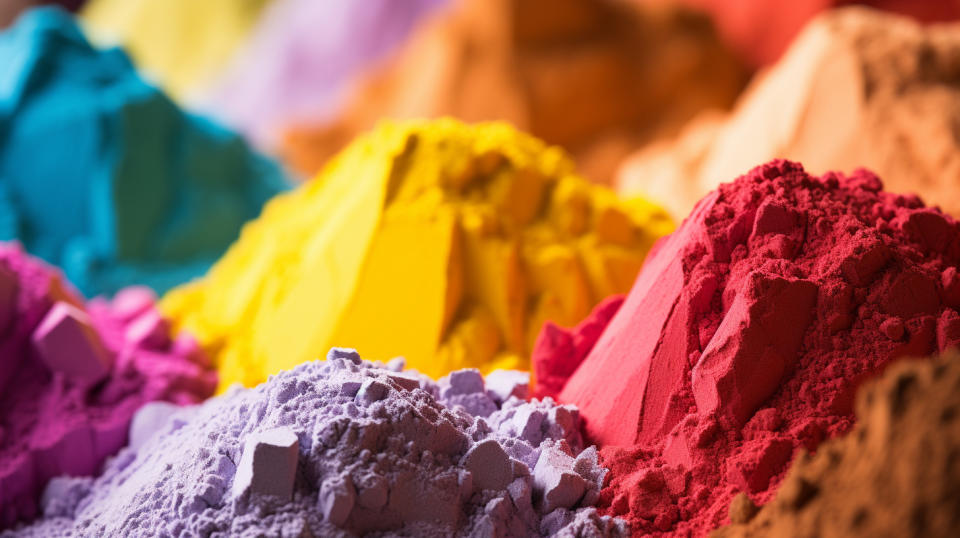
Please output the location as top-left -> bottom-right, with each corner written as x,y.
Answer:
8,349 -> 626,536
0,242 -> 216,527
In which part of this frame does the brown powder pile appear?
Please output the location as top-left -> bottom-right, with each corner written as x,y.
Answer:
618,7 -> 960,219
712,350 -> 960,538
280,0 -> 747,184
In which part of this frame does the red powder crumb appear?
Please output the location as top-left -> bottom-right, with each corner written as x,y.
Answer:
533,160 -> 960,536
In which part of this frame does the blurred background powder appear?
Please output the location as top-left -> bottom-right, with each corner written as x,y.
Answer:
197,0 -> 450,148
0,9 -> 289,297
617,7 -> 960,219
278,0 -> 749,184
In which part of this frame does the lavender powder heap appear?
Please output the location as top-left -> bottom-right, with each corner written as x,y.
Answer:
8,349 -> 626,537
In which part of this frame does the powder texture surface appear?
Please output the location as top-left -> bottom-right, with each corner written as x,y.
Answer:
80,0 -> 273,99
619,7 -> 960,219
8,352 -> 626,537
642,0 -> 960,66
0,8 -> 289,297
200,0 -> 448,148
0,242 -> 216,528
539,160 -> 960,535
161,119 -> 672,390
279,0 -> 747,184
713,351 -> 960,537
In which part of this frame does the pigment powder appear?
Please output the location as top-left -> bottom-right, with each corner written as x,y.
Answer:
200,0 -> 448,148
80,0 -> 273,98
619,8 -> 960,219
8,351 -> 626,537
0,242 -> 216,527
644,0 -> 960,66
278,0 -> 746,184
161,119 -> 673,389
714,351 -> 960,537
0,8 -> 289,297
534,160 -> 960,535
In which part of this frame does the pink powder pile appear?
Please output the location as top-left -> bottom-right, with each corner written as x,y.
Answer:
0,242 -> 216,527
532,160 -> 960,535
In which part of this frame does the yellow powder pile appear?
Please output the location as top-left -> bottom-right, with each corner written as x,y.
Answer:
161,119 -> 672,390
81,0 -> 273,99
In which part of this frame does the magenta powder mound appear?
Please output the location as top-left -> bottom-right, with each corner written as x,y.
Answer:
8,350 -> 627,537
0,242 -> 216,527
200,0 -> 448,148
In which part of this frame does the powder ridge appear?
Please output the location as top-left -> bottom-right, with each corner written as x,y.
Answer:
619,8 -> 960,219
537,160 -> 960,535
8,353 -> 626,537
279,0 -> 747,184
0,242 -> 216,528
714,351 -> 960,537
161,118 -> 672,390
0,8 -> 289,297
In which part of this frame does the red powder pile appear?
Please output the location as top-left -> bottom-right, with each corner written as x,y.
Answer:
533,160 -> 960,535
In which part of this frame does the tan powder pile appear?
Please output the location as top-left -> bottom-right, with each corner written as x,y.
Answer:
618,7 -> 960,218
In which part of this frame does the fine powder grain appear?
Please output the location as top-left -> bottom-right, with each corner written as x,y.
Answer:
536,160 -> 960,535
0,242 -> 216,528
8,351 -> 626,537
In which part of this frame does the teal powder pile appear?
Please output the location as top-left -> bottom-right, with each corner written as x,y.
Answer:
0,8 -> 290,297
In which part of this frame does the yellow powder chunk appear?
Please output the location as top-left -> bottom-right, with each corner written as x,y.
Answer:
81,0 -> 272,98
161,119 -> 673,390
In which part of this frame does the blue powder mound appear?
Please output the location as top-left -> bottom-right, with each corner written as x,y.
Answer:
0,7 -> 290,297
7,351 -> 628,536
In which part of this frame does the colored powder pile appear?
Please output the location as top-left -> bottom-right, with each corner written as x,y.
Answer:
0,8 -> 289,297
534,160 -> 960,535
200,0 -> 448,148
714,351 -> 960,537
619,7 -> 960,219
161,119 -> 673,390
279,0 -> 747,184
641,0 -> 960,66
80,0 -> 273,98
8,351 -> 627,537
1,2 -> 84,28
0,242 -> 216,527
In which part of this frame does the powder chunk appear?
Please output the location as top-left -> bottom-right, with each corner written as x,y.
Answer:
618,7 -> 960,219
692,274 -> 818,428
32,302 -> 112,385
0,243 -> 216,528
533,441 -> 589,513
233,427 -> 300,501
162,119 -> 672,389
317,477 -> 355,527
0,9 -> 289,296
128,402 -> 179,452
541,160 -> 960,536
463,439 -> 513,492
12,354 -> 626,537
